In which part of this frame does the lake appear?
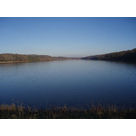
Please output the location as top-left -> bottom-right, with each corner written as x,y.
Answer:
0,60 -> 136,109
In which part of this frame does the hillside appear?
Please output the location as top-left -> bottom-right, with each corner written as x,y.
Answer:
0,54 -> 69,63
82,48 -> 136,63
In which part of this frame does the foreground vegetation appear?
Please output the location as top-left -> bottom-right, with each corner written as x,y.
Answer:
0,104 -> 135,119
83,48 -> 136,63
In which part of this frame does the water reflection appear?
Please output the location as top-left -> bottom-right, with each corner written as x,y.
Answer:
0,60 -> 136,108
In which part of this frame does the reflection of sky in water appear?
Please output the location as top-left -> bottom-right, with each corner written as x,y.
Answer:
0,60 -> 136,108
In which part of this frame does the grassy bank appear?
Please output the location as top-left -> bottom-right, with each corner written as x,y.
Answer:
0,104 -> 135,119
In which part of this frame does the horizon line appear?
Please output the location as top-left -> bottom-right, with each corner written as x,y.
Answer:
0,48 -> 135,58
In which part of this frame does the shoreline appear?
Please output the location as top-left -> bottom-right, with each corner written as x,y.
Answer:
0,61 -> 30,64
0,59 -> 73,64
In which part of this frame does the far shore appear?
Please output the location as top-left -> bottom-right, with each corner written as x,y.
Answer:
0,61 -> 29,64
0,48 -> 136,64
0,59 -> 75,64
0,53 -> 80,64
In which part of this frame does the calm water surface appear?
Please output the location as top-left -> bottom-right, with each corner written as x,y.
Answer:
0,60 -> 136,108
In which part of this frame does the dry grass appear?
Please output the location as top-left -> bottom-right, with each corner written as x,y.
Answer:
0,104 -> 136,119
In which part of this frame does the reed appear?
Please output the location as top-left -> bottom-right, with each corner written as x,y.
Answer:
0,104 -> 135,119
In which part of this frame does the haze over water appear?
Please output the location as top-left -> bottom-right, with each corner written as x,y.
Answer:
0,60 -> 136,108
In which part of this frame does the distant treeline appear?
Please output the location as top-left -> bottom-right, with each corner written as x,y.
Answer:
0,54 -> 69,63
1,48 -> 136,63
82,48 -> 136,63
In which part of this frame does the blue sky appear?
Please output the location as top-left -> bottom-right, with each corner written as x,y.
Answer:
0,17 -> 136,57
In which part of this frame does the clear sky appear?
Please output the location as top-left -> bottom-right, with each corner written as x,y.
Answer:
0,17 -> 136,57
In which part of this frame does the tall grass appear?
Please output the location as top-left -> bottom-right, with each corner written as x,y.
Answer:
0,104 -> 136,119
